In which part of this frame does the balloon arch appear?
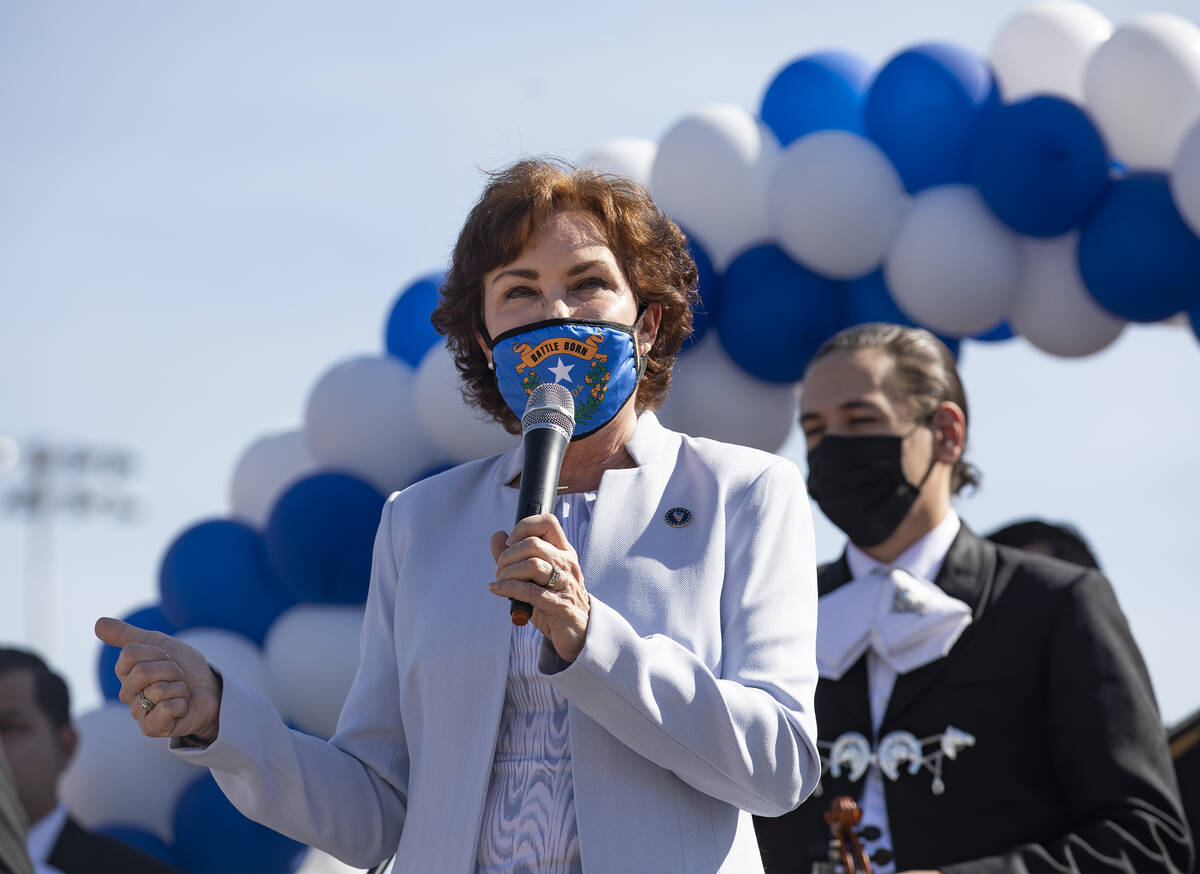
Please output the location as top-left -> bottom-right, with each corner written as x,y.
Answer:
65,4 -> 1200,871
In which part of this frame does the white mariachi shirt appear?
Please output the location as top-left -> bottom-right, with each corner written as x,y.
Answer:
816,510 -> 970,874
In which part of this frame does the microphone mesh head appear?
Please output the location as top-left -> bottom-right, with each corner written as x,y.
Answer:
522,383 -> 575,439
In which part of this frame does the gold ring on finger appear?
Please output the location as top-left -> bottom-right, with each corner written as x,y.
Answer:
545,566 -> 562,591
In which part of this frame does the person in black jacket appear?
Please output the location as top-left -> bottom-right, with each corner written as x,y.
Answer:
754,323 -> 1191,873
986,518 -> 1101,570
0,648 -> 177,874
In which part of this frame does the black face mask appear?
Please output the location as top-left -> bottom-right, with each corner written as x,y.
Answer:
806,429 -> 936,548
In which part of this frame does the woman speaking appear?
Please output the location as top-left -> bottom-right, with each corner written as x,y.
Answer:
96,159 -> 821,873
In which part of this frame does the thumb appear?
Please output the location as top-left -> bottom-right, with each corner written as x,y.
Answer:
490,530 -> 509,564
95,617 -> 160,648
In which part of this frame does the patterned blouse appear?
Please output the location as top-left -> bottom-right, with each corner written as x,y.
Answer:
475,491 -> 596,874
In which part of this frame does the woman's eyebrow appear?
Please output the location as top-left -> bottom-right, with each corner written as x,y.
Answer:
566,260 -> 605,276
491,268 -> 539,285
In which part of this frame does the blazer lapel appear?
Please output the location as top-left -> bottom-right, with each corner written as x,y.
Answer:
47,818 -> 84,873
815,556 -> 873,733
818,554 -> 853,597
814,557 -> 873,804
881,526 -> 995,729
576,413 -> 679,597
814,657 -> 873,805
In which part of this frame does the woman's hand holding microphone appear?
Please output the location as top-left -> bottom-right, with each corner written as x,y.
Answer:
488,513 -> 590,663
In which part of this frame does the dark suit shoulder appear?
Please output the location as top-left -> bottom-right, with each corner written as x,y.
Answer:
991,540 -> 1093,580
49,819 -> 179,874
990,542 -> 1104,601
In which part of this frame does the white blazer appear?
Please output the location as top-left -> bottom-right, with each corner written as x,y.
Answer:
177,412 -> 821,873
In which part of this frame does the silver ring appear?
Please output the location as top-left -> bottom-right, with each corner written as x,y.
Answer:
137,690 -> 155,713
545,566 -> 562,591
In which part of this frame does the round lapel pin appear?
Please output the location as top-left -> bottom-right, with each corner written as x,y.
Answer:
663,507 -> 692,528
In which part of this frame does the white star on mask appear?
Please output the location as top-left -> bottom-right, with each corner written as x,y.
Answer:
548,357 -> 575,384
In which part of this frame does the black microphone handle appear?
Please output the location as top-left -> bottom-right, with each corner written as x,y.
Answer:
509,426 -> 569,626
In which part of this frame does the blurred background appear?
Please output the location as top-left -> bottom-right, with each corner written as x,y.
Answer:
2,1 -> 1199,871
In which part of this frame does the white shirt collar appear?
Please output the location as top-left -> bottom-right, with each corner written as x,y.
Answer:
492,410 -> 672,485
26,802 -> 68,866
845,509 -> 962,585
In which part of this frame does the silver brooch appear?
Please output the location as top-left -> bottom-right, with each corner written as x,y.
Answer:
890,577 -> 928,614
815,725 -> 975,796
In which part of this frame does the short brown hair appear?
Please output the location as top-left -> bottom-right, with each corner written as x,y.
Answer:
806,323 -> 981,494
0,648 -> 71,729
431,158 -> 698,433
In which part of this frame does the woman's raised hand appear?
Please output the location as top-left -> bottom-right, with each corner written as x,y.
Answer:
94,617 -> 223,742
489,513 -> 590,663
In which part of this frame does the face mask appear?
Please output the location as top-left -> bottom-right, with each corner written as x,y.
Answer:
486,313 -> 646,440
806,429 -> 935,548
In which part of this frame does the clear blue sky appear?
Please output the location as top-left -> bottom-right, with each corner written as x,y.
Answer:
2,1 -> 1197,724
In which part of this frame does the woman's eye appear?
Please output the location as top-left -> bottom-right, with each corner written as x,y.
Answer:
504,285 -> 537,299
574,276 -> 608,291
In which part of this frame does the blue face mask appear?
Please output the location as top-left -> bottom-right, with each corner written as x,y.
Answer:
486,312 -> 647,440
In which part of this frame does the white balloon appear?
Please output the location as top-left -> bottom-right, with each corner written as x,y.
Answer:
1084,13 -> 1200,169
656,332 -> 797,452
989,1 -> 1113,102
304,355 -> 440,496
59,703 -> 200,843
885,185 -> 1024,337
229,429 -> 320,528
579,137 -> 657,188
769,131 -> 908,279
1009,233 -> 1125,356
264,604 -> 365,738
650,104 -> 780,268
1170,119 -> 1200,238
413,343 -> 519,464
175,627 -> 275,706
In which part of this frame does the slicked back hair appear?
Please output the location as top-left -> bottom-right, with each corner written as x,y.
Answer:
806,322 -> 981,495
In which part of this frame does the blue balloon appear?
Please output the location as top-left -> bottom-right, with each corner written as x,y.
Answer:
384,272 -> 444,368
973,321 -> 1015,342
173,775 -> 306,874
1078,174 -> 1200,322
95,824 -> 180,869
845,270 -> 961,358
97,605 -> 178,700
760,51 -> 872,146
265,473 -> 385,604
159,520 -> 298,644
716,245 -> 846,382
679,229 -> 721,351
864,43 -> 998,193
970,96 -> 1109,237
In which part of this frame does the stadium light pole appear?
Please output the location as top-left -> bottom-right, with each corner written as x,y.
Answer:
0,437 -> 139,661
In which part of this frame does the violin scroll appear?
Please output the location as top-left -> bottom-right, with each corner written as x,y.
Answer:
812,795 -> 873,874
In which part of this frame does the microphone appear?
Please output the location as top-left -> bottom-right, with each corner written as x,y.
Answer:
509,383 -> 575,626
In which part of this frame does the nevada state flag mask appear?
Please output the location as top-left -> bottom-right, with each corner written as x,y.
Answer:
487,313 -> 646,440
